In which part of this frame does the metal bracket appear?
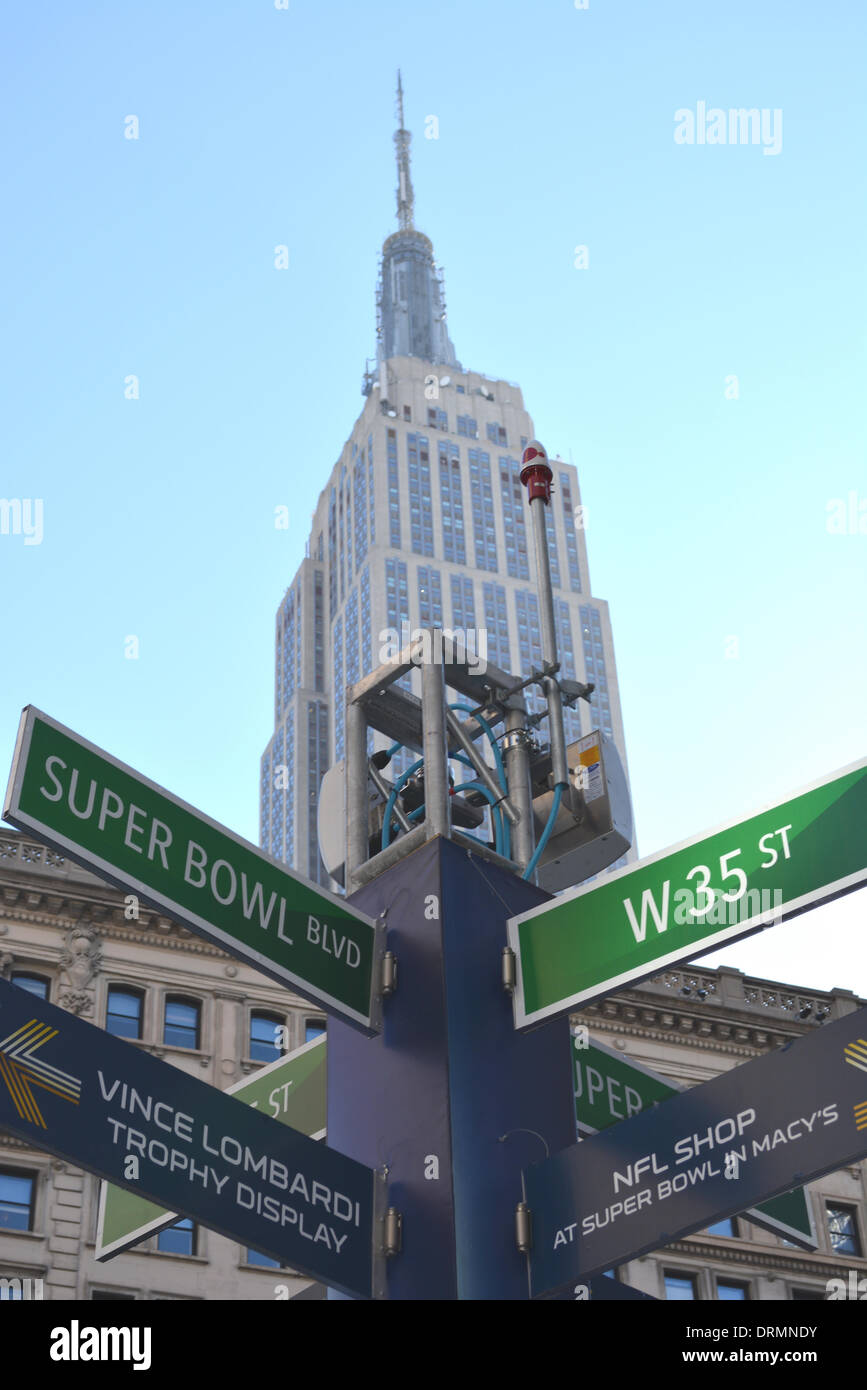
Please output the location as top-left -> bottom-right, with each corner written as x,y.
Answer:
515,1201 -> 532,1254
381,950 -> 398,998
502,946 -> 516,994
384,1207 -> 403,1258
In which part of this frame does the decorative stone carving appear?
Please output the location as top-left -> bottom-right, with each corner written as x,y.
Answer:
58,923 -> 102,1016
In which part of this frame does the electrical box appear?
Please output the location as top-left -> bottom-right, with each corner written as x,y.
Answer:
532,731 -> 633,892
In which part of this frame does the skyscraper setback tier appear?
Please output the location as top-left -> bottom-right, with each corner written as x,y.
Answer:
261,79 -> 631,885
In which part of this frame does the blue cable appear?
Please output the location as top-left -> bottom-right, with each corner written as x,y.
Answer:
522,783 -> 563,881
382,757 -> 424,850
382,707 -> 513,858
448,703 -> 507,792
447,702 -> 511,858
457,780 -> 505,857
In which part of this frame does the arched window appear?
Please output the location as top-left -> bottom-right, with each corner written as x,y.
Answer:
0,1169 -> 35,1232
163,997 -> 200,1050
11,973 -> 49,1001
249,1012 -> 284,1064
106,987 -> 143,1039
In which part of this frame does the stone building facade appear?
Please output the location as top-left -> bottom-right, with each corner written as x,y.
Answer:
1,824 -> 864,1301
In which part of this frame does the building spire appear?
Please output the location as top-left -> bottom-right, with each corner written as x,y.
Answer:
394,69 -> 414,230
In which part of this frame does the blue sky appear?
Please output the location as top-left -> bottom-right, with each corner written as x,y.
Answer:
2,1 -> 865,995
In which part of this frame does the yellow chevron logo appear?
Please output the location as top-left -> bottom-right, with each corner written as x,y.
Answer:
0,1019 -> 82,1129
855,1101 -> 867,1132
844,1038 -> 867,1074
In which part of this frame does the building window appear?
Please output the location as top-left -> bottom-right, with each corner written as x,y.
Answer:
560,471 -> 583,592
246,1248 -> 281,1269
10,973 -> 49,1000
0,1170 -> 35,1232
157,1218 -> 196,1256
305,1019 -> 326,1043
705,1217 -> 737,1238
827,1204 -> 862,1255
250,1012 -> 284,1064
469,450 -> 498,572
106,987 -> 143,1040
664,1271 -> 697,1300
717,1279 -> 748,1300
163,997 -> 200,1050
403,405 -> 411,420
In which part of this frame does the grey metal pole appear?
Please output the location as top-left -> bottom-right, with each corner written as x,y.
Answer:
504,703 -> 534,872
523,444 -> 570,793
345,698 -> 369,892
444,708 -> 519,827
352,823 -> 428,886
368,761 -> 413,835
421,658 -> 450,840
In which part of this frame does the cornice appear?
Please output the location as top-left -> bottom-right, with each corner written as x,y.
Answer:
574,1002 -> 794,1059
662,1237 -> 867,1280
0,890 -> 230,961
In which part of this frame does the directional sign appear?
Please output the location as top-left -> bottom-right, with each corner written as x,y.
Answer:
510,756 -> 867,1029
3,708 -> 381,1032
573,1033 -> 816,1247
0,979 -> 379,1299
573,1035 -> 675,1137
97,1034 -> 326,1259
525,1006 -> 867,1298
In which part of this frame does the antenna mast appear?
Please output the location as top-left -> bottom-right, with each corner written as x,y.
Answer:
394,70 -> 415,230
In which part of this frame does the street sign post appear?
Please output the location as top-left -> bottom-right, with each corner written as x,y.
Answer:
573,1033 -> 816,1247
0,979 -> 380,1299
526,1007 -> 867,1297
509,756 -> 867,1029
97,1034 -> 326,1260
3,707 -> 382,1033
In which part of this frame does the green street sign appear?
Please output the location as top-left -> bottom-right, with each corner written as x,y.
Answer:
509,756 -> 867,1029
4,708 -> 382,1033
97,1034 -> 326,1259
573,1034 -> 816,1248
573,1035 -> 676,1137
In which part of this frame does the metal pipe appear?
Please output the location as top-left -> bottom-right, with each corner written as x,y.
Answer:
345,699 -> 370,892
368,761 -> 413,834
421,659 -> 450,839
451,829 -> 518,875
444,709 -> 519,826
504,704 -> 534,871
352,823 -> 428,887
528,483 -> 569,792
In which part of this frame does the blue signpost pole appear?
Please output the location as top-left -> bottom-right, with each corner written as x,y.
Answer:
327,836 -> 576,1299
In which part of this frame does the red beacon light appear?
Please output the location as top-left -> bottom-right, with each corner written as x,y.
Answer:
520,440 -> 553,504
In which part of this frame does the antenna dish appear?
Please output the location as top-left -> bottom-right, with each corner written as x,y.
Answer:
439,376 -> 451,387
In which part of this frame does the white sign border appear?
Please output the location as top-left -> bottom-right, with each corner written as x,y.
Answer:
509,754 -> 867,1030
3,707 -> 381,1032
95,1034 -> 327,1261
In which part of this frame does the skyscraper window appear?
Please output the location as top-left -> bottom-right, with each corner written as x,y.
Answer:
469,449 -> 498,572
